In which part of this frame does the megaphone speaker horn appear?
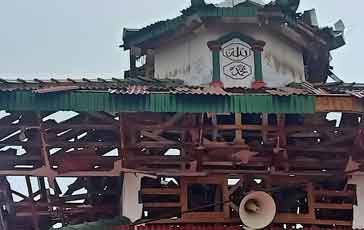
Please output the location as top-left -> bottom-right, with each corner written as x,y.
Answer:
239,191 -> 276,230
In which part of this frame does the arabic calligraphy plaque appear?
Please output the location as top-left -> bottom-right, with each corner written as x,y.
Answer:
220,38 -> 255,85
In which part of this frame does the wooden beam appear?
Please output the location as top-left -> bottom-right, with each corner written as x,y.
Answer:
141,188 -> 180,195
87,112 -> 118,124
216,124 -> 276,131
44,124 -> 117,131
287,146 -> 349,153
140,131 -> 175,142
274,214 -> 352,226
46,141 -> 119,148
313,190 -> 355,197
0,160 -> 136,177
153,113 -> 185,136
313,203 -> 353,210
11,190 -> 28,200
316,96 -> 359,112
133,141 -> 179,149
143,202 -> 181,208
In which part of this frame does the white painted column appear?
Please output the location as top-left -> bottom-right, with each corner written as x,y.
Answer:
122,173 -> 144,222
349,175 -> 364,229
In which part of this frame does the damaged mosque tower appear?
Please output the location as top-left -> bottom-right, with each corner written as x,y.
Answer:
1,0 -> 364,229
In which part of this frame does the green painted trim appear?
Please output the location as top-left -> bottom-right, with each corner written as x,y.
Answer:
0,91 -> 315,114
212,50 -> 221,82
123,4 -> 259,49
213,32 -> 256,46
254,51 -> 263,81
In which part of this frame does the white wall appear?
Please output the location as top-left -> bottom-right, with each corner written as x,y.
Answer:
349,175 -> 364,229
122,173 -> 144,222
260,29 -> 305,87
154,30 -> 214,86
154,25 -> 305,88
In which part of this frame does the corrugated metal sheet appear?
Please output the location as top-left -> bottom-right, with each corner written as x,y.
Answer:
111,86 -> 230,96
286,82 -> 330,95
0,78 -> 362,99
346,90 -> 364,99
173,86 -> 229,96
321,82 -> 364,98
299,82 -> 329,95
110,85 -> 318,96
109,85 -> 150,95
0,78 -> 182,92
34,86 -> 80,94
265,87 -> 308,96
0,91 -> 316,113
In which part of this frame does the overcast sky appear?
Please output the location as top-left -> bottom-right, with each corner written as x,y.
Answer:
0,0 -> 362,82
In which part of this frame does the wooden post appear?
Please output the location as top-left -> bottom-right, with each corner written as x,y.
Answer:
37,113 -> 57,194
222,177 -> 230,219
37,113 -> 63,224
234,113 -> 245,144
211,113 -> 218,142
25,176 -> 40,230
277,114 -> 287,146
0,176 -> 14,230
262,113 -> 269,143
198,113 -> 205,147
0,177 -> 9,230
119,113 -> 126,161
306,183 -> 316,220
37,177 -> 47,201
119,113 -> 126,216
0,207 -> 7,230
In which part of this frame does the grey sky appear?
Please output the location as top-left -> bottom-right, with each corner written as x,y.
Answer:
0,0 -> 362,82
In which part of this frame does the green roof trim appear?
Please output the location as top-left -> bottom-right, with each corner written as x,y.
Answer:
0,91 -> 315,114
122,1 -> 345,54
123,3 -> 259,49
123,16 -> 185,49
196,4 -> 258,18
213,32 -> 257,46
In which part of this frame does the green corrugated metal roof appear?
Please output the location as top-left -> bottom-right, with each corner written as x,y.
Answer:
0,91 -> 315,113
122,0 -> 345,53
123,2 -> 260,49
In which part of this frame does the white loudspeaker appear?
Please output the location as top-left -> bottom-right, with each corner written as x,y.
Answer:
239,191 -> 277,230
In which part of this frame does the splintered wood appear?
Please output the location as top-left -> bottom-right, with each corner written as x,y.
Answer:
0,111 -> 362,229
